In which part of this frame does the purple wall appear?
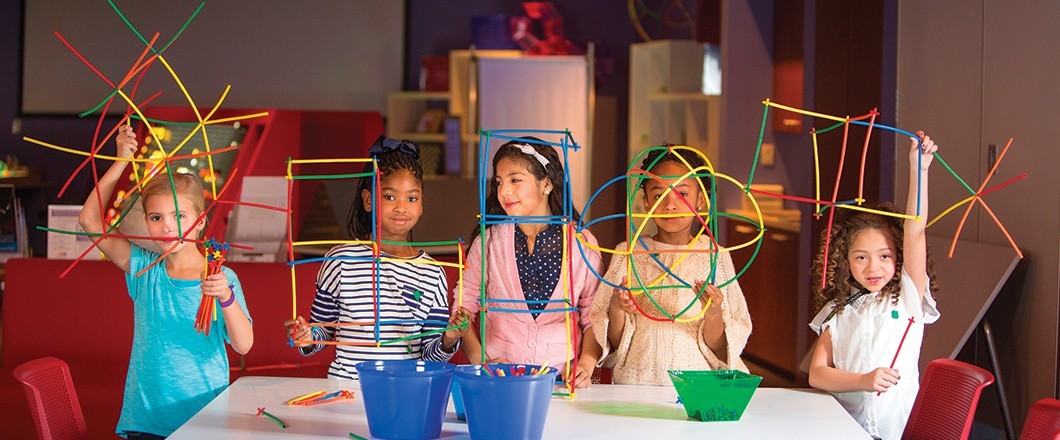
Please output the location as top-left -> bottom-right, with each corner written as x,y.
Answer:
5,1 -> 830,260
3,0 -> 652,257
3,0 -> 126,257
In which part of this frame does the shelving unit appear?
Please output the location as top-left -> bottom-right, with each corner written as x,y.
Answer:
629,40 -> 720,165
385,91 -> 450,143
386,91 -> 451,177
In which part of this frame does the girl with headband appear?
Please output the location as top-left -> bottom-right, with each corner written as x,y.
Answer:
457,137 -> 603,388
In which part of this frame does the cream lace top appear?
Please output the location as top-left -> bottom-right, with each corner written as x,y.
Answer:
589,235 -> 752,385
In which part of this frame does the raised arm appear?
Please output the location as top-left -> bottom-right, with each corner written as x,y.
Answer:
78,124 -> 137,273
903,133 -> 938,298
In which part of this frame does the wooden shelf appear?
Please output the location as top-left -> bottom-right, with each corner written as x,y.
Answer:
389,91 -> 450,100
648,92 -> 719,101
388,132 -> 446,143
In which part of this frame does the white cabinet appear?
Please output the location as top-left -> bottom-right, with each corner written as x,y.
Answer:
448,49 -> 593,209
629,40 -> 721,166
391,49 -> 593,190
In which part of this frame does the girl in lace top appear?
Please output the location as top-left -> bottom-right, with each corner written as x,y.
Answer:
585,147 -> 752,385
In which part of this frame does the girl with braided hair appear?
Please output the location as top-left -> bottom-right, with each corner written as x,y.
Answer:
285,135 -> 470,379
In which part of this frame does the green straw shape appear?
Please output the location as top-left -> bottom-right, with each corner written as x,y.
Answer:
381,239 -> 461,247
291,172 -> 374,180
377,320 -> 469,346
80,1 -> 205,117
257,409 -> 287,428
747,102 -> 770,190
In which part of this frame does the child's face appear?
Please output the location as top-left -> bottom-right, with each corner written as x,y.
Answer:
642,161 -> 706,239
495,157 -> 552,218
846,228 -> 897,292
360,169 -> 423,241
143,193 -> 204,252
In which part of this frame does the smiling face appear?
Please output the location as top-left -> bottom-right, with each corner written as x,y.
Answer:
360,169 -> 423,242
143,193 -> 204,253
642,161 -> 706,244
494,157 -> 552,218
846,228 -> 897,292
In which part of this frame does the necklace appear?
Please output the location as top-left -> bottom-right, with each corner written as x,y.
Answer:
821,289 -> 871,324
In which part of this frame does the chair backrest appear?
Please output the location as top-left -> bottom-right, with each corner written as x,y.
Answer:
1021,398 -> 1060,440
11,357 -> 88,440
902,358 -> 994,440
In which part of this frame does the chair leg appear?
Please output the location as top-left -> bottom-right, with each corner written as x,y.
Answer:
982,321 -> 1016,440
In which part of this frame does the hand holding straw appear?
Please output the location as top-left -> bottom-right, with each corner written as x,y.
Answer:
195,238 -> 230,335
877,316 -> 915,396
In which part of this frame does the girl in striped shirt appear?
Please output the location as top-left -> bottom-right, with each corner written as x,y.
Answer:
285,136 -> 471,379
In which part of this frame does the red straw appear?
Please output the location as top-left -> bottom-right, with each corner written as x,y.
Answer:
878,316 -> 915,396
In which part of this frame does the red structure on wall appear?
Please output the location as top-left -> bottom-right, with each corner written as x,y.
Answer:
125,107 -> 383,244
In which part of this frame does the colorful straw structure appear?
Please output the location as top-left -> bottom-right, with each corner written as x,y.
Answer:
18,3 -> 1026,408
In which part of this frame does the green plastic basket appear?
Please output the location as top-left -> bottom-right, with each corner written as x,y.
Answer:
667,370 -> 763,422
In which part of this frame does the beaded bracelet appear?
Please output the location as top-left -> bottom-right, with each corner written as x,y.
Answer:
219,284 -> 236,308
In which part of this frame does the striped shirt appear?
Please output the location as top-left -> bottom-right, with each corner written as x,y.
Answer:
299,244 -> 457,379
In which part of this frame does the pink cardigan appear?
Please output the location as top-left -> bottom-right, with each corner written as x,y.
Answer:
456,224 -> 602,371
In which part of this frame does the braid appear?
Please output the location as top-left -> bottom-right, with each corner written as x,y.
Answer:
348,147 -> 423,240
638,146 -> 712,194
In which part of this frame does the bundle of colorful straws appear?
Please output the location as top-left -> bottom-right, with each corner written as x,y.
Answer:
195,238 -> 229,335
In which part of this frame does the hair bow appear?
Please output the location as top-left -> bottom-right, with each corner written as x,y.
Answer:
368,134 -> 420,158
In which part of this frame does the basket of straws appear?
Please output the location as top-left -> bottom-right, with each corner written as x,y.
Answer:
195,238 -> 229,335
668,369 -> 762,422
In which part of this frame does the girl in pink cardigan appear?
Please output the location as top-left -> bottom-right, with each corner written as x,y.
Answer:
457,137 -> 603,388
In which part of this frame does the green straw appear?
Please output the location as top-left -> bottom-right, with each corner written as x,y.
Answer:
256,407 -> 287,428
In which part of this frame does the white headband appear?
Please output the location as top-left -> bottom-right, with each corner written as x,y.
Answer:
512,143 -> 550,169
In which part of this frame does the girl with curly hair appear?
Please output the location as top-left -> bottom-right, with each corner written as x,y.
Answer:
808,133 -> 942,440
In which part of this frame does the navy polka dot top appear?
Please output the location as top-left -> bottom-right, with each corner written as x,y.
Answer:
514,224 -> 562,319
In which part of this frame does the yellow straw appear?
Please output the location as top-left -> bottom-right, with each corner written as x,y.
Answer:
286,390 -> 325,405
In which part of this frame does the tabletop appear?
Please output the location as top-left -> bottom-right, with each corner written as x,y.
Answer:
169,376 -> 871,439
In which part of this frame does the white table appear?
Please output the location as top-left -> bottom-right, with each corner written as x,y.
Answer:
169,376 -> 871,439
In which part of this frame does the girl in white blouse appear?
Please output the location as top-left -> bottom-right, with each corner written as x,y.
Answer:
808,133 -> 942,440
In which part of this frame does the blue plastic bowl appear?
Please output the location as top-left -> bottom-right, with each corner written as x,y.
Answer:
454,363 -> 557,440
354,360 -> 455,440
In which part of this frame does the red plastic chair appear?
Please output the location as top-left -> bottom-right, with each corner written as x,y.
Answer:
1021,398 -> 1060,440
902,358 -> 994,440
11,357 -> 88,440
